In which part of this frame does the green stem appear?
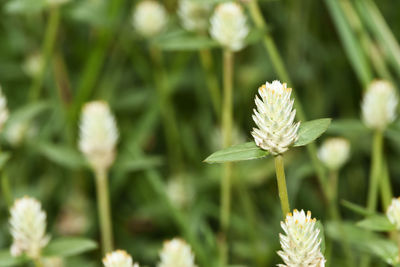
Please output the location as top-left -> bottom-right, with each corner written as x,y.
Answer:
1,172 -> 12,208
274,155 -> 290,217
94,169 -> 113,254
367,130 -> 383,212
33,259 -> 43,267
29,7 -> 60,101
380,158 -> 392,209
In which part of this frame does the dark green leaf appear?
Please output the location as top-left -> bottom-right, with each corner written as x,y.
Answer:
42,237 -> 97,257
341,200 -> 373,216
0,250 -> 28,267
36,143 -> 86,170
0,153 -> 11,170
294,118 -> 332,147
204,142 -> 269,164
4,0 -> 46,14
357,215 -> 396,232
156,33 -> 218,51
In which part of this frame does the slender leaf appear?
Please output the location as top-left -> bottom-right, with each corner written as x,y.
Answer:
35,143 -> 86,170
357,215 -> 396,232
0,251 -> 28,267
42,237 -> 97,257
341,200 -> 373,216
204,142 -> 269,164
294,118 -> 331,147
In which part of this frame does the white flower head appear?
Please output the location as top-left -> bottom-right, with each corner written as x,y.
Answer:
0,85 -> 9,133
158,238 -> 197,267
210,2 -> 249,51
43,257 -> 64,267
251,80 -> 300,155
9,197 -> 50,259
23,53 -> 43,78
103,250 -> 139,267
318,137 -> 350,170
79,101 -> 119,172
166,177 -> 194,209
133,0 -> 168,38
362,80 -> 398,131
387,197 -> 400,230
278,209 -> 326,267
178,0 -> 211,32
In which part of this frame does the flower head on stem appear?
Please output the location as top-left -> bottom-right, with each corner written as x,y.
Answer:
103,250 -> 139,267
158,238 -> 197,267
318,137 -> 350,171
132,0 -> 168,38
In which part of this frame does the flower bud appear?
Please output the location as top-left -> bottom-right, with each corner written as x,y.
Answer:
278,209 -> 326,267
158,238 -> 197,267
387,197 -> 400,230
318,138 -> 350,170
79,101 -> 119,173
210,2 -> 249,51
133,1 -> 168,38
9,197 -> 50,259
362,80 -> 398,131
166,177 -> 194,209
23,53 -> 43,78
251,80 -> 300,155
178,0 -> 211,32
103,250 -> 139,267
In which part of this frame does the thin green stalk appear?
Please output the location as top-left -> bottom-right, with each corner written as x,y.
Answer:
367,130 -> 383,212
29,7 -> 60,101
274,155 -> 290,217
379,158 -> 392,210
1,172 -> 12,208
94,169 -> 113,254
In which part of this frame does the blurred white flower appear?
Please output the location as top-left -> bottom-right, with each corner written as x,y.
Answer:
0,85 -> 9,133
278,209 -> 326,267
318,137 -> 350,171
23,53 -> 43,78
387,197 -> 400,230
43,257 -> 64,267
79,101 -> 118,172
362,80 -> 398,131
158,238 -> 197,267
210,2 -> 249,51
166,177 -> 194,209
133,0 -> 168,38
103,250 -> 139,267
251,80 -> 300,155
9,197 -> 50,259
178,0 -> 211,32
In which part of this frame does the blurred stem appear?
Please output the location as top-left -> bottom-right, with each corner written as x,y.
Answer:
367,130 -> 383,212
1,172 -> 12,208
247,0 -> 329,201
29,7 -> 60,101
94,169 -> 113,254
199,49 -> 221,119
220,49 -> 234,267
274,155 -> 290,217
380,158 -> 392,210
149,46 -> 183,173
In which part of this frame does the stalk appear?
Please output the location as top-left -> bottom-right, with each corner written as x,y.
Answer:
367,130 -> 383,212
34,259 -> 43,267
94,169 -> 113,254
379,158 -> 393,209
274,155 -> 290,216
1,172 -> 12,208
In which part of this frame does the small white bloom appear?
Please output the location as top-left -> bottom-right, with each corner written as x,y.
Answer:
387,197 -> 400,230
103,250 -> 139,267
9,197 -> 50,259
23,53 -> 43,78
362,80 -> 398,131
210,2 -> 249,51
43,257 -> 64,267
158,238 -> 197,267
166,177 -> 194,209
178,0 -> 211,32
318,138 -> 350,170
278,209 -> 326,267
133,0 -> 168,38
251,80 -> 300,155
0,85 -> 9,133
79,101 -> 119,172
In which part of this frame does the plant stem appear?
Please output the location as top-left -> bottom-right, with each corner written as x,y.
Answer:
29,7 -> 60,101
367,130 -> 383,212
33,259 -> 43,267
274,155 -> 290,216
1,172 -> 12,208
94,169 -> 113,254
379,158 -> 393,209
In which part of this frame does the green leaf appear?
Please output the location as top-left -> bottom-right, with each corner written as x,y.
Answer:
204,142 -> 269,164
327,119 -> 368,136
5,101 -> 51,132
36,143 -> 86,170
357,215 -> 396,232
156,32 -> 218,51
0,250 -> 28,267
315,221 -> 326,253
341,200 -> 373,216
4,0 -> 46,14
294,118 -> 332,147
42,237 -> 97,257
0,153 -> 11,170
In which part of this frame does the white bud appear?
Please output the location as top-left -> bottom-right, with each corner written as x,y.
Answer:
103,250 -> 139,267
278,209 -> 326,267
133,1 -> 168,38
43,257 -> 64,267
166,177 -> 194,209
210,2 -> 249,51
9,197 -> 50,259
387,197 -> 400,230
178,0 -> 211,32
0,85 -> 9,133
23,53 -> 43,78
79,101 -> 119,172
158,238 -> 197,267
251,80 -> 300,155
318,138 -> 350,170
362,80 -> 398,130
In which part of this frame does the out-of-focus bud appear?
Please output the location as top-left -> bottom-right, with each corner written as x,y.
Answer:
318,137 -> 350,171
132,1 -> 168,38
166,177 -> 194,210
158,238 -> 197,267
103,250 -> 139,267
178,0 -> 211,32
23,53 -> 43,78
387,197 -> 400,230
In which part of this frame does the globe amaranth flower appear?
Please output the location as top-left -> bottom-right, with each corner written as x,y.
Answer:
9,197 -> 50,259
362,80 -> 398,131
178,0 -> 211,32
251,80 -> 300,155
79,101 -> 119,173
103,250 -> 139,267
210,2 -> 249,51
318,137 -> 350,171
133,0 -> 168,38
387,197 -> 400,230
158,238 -> 197,267
278,209 -> 326,267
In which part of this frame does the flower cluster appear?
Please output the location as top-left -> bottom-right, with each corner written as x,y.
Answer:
387,197 -> 400,230
133,0 -> 168,38
158,238 -> 197,267
318,137 -> 350,170
178,0 -> 211,32
103,250 -> 139,267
